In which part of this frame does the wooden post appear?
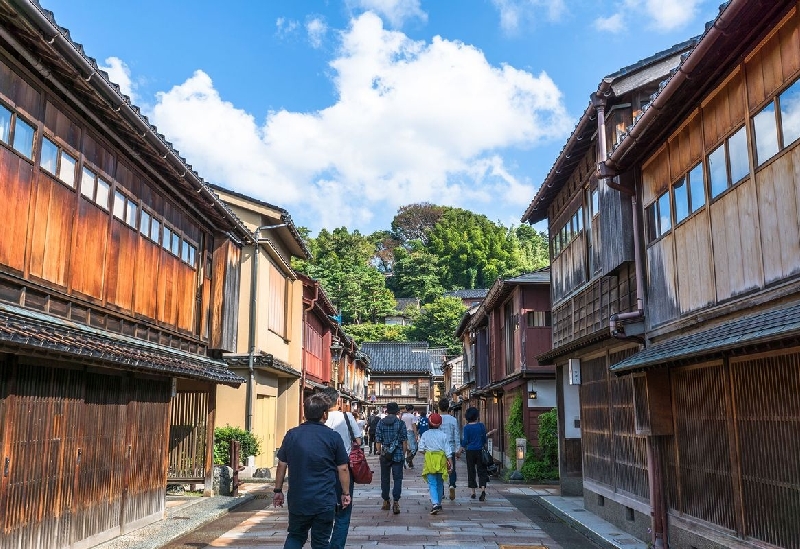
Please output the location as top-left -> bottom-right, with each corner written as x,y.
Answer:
230,440 -> 240,497
203,385 -> 216,497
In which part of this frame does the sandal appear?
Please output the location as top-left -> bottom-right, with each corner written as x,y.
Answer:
479,491 -> 486,501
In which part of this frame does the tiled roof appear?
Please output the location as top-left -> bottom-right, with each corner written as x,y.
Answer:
444,289 -> 489,300
611,300 -> 800,373
222,353 -> 301,378
394,297 -> 420,312
361,342 -> 433,375
0,303 -> 243,386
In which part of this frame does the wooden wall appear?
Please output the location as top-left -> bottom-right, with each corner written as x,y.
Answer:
641,6 -> 800,328
0,357 -> 171,549
657,350 -> 800,548
0,51 -> 238,352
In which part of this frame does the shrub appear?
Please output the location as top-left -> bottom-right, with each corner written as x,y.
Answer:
521,408 -> 559,482
213,425 -> 262,465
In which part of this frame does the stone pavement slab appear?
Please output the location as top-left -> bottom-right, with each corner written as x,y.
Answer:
537,496 -> 648,549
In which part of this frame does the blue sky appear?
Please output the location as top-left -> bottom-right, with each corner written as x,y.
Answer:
40,0 -> 720,236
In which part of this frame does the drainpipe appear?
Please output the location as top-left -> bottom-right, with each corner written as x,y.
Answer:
591,90 -> 645,339
246,223 -> 287,432
300,282 -> 320,424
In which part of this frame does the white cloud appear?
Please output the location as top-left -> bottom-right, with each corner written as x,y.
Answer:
276,17 -> 300,38
600,0 -> 701,33
347,0 -> 427,28
594,13 -> 624,33
306,17 -> 328,48
99,57 -> 137,103
149,12 -> 571,234
490,0 -> 567,33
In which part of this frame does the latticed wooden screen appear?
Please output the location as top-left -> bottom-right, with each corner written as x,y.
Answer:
580,356 -> 613,486
168,391 -> 209,481
731,353 -> 800,549
669,363 -> 737,531
610,348 -> 648,500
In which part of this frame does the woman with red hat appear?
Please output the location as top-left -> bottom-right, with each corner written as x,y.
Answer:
417,412 -> 451,515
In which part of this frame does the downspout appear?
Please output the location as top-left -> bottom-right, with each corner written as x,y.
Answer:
591,91 -> 645,339
246,224 -> 287,432
300,282 -> 321,424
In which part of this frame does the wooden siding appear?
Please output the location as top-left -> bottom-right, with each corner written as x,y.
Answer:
674,211 -> 715,314
599,177 -> 634,276
168,391 -> 209,482
581,356 -> 613,487
0,359 -> 170,549
552,262 -> 637,349
0,52 -> 235,352
210,238 -> 241,352
646,235 -> 679,328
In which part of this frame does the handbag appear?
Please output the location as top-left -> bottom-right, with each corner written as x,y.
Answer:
345,414 -> 373,484
481,446 -> 493,466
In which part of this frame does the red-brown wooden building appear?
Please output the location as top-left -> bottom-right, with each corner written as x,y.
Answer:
457,270 -> 553,465
0,2 -> 247,548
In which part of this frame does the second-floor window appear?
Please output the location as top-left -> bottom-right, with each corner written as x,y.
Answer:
645,190 -> 672,244
40,136 -> 78,188
0,103 -> 34,159
708,125 -> 748,198
527,310 -> 552,327
81,167 -> 111,210
753,78 -> 800,167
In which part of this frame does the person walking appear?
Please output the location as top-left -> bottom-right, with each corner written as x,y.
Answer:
417,412 -> 450,515
460,406 -> 497,501
375,401 -> 408,515
321,388 -> 362,549
357,412 -> 367,449
400,404 -> 418,468
438,398 -> 461,500
367,410 -> 380,455
273,393 -> 351,549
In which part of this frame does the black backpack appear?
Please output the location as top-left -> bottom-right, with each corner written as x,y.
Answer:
379,420 -> 402,462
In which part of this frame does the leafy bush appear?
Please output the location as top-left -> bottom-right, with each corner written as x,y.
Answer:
213,425 -> 262,465
521,408 -> 559,482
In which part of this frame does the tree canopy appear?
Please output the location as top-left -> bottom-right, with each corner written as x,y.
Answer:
292,204 -> 549,346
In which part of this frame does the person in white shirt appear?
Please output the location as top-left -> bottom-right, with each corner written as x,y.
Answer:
322,389 -> 361,549
438,398 -> 461,501
400,404 -> 418,468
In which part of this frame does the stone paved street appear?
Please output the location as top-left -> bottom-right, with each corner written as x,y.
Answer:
162,453 -> 581,549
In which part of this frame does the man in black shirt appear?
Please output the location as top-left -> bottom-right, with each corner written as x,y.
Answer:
273,393 -> 351,548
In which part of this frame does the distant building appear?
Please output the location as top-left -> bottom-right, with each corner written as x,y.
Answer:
384,296 -> 419,326
444,288 -> 489,308
362,341 -> 436,411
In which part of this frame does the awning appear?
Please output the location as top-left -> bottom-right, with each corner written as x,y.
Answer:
223,353 -> 301,378
0,302 -> 244,386
610,300 -> 800,373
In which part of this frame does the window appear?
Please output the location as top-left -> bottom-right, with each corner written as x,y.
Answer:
80,167 -> 110,210
0,104 -> 34,159
181,240 -> 198,268
753,102 -> 779,166
673,177 -> 688,224
112,190 -> 137,226
527,310 -> 552,327
149,217 -> 161,242
140,210 -> 151,237
591,188 -> 599,217
170,232 -> 180,255
162,226 -> 172,251
645,190 -> 671,243
780,80 -> 800,147
40,137 -> 58,173
58,151 -> 77,187
708,125 -> 748,199
687,163 -> 706,214
13,118 -> 34,159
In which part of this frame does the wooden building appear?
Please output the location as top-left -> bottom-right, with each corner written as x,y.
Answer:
362,341 -> 434,412
527,1 -> 800,547
210,187 -> 309,470
458,270 -> 553,465
0,2 -> 247,548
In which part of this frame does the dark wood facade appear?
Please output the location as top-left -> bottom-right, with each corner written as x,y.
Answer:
521,33 -> 696,537
0,2 -> 246,547
528,1 -> 800,548
595,2 -> 800,547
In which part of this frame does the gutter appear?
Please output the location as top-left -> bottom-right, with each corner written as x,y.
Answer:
601,0 -> 747,175
15,1 -> 252,243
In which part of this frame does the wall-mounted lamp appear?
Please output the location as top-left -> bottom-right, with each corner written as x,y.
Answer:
528,389 -> 538,400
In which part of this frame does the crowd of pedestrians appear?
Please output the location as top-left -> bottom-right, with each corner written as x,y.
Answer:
273,393 -> 495,548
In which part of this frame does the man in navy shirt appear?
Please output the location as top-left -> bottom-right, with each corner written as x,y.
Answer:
273,393 -> 351,548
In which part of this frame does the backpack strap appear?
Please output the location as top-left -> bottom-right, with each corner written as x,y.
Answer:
345,413 -> 357,444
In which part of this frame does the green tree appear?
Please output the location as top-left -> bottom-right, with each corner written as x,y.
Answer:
343,323 -> 411,345
426,208 -> 521,290
514,224 -> 550,272
388,242 -> 444,303
407,296 -> 466,355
